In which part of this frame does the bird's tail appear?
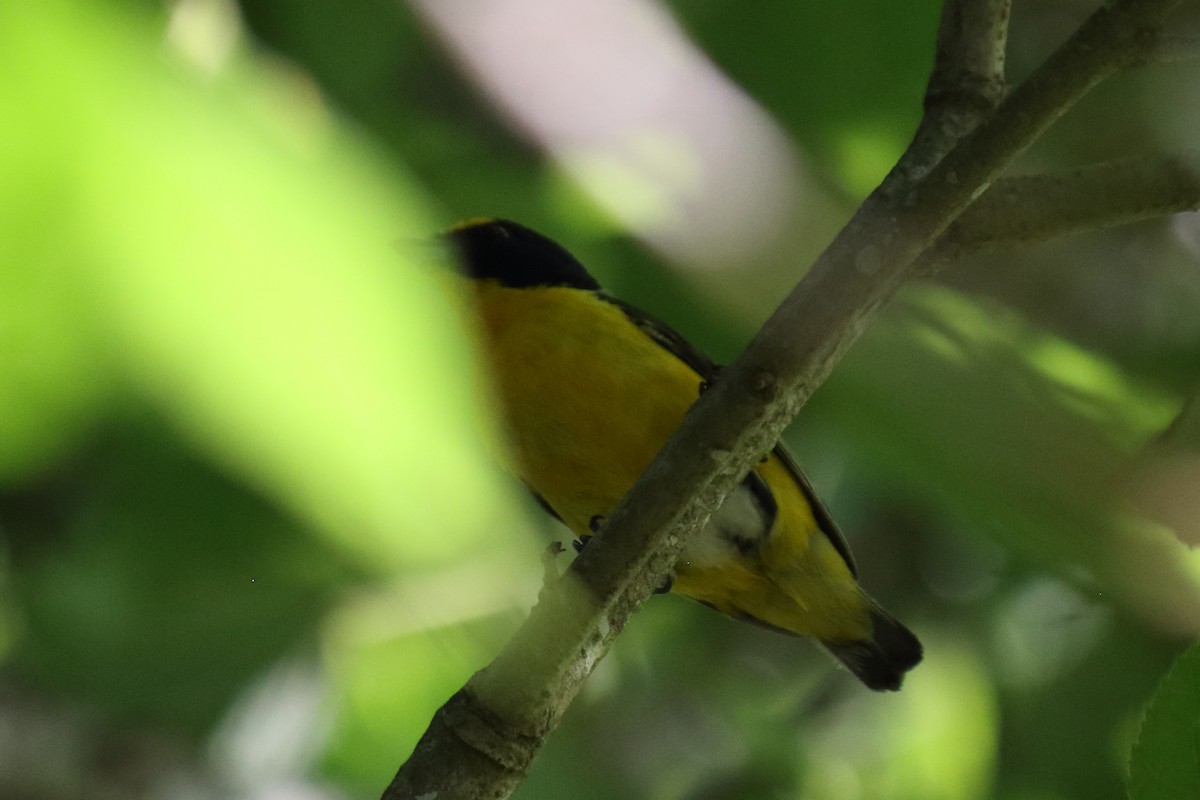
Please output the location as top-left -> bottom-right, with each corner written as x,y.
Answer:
822,601 -> 923,691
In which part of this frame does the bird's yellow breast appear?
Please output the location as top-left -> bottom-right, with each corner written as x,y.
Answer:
472,281 -> 700,536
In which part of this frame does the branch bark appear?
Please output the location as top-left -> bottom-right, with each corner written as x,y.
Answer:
891,0 -> 1010,188
383,1 -> 1188,798
931,153 -> 1200,262
1129,33 -> 1200,65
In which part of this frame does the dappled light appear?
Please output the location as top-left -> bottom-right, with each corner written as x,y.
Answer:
1129,453 -> 1200,546
802,639 -> 997,800
2,0 -> 1199,799
818,286 -> 1200,638
166,0 -> 244,76
411,0 -> 804,271
991,579 -> 1111,689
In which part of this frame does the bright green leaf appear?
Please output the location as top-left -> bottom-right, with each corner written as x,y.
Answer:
1128,643 -> 1200,800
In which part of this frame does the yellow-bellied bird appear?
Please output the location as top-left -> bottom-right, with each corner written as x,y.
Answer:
450,218 -> 922,691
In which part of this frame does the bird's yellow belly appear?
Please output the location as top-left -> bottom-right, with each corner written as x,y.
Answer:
480,286 -> 700,536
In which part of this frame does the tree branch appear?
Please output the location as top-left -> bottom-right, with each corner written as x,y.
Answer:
1129,33 -> 1200,65
931,153 -> 1200,261
383,2 -> 1187,798
891,0 -> 1011,188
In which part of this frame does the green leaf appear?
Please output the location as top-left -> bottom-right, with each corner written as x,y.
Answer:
0,0 -> 528,569
1129,643 -> 1200,800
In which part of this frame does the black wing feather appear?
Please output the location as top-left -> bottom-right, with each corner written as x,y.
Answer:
600,292 -> 720,380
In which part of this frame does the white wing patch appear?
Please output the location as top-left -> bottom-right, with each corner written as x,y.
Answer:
680,481 -> 772,568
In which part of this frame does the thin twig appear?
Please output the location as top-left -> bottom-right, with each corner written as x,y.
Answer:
931,153 -> 1200,262
1129,33 -> 1200,66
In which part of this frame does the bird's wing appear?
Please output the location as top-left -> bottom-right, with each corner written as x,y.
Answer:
600,292 -> 858,577
600,292 -> 721,380
768,442 -> 858,577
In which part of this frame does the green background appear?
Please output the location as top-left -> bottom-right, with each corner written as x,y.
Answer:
2,1 -> 1199,798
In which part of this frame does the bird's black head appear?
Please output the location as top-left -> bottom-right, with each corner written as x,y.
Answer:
446,218 -> 601,291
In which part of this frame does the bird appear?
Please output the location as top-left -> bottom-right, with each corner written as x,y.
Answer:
448,218 -> 922,691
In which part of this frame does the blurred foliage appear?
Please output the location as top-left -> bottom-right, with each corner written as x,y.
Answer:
2,1 -> 1199,799
1129,642 -> 1200,800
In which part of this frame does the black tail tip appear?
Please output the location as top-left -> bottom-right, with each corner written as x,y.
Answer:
824,609 -> 923,692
